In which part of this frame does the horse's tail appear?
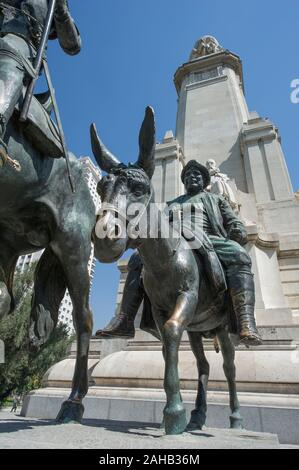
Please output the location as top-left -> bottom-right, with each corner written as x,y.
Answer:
30,247 -> 67,350
213,336 -> 220,354
0,255 -> 18,317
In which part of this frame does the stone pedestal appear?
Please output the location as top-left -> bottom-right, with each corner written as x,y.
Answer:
1,409 -> 283,449
22,337 -> 299,445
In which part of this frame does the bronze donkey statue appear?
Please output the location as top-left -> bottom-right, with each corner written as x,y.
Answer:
90,107 -> 243,435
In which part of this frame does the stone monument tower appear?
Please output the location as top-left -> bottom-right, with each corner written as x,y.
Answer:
23,37 -> 299,443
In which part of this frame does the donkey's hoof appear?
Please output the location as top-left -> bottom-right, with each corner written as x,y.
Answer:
164,405 -> 187,435
230,413 -> 243,430
186,409 -> 206,431
56,401 -> 84,424
0,282 -> 11,319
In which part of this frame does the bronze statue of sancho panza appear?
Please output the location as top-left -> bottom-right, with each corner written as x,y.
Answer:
96,160 -> 262,346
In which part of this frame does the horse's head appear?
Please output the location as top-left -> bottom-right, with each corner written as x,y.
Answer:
91,107 -> 156,263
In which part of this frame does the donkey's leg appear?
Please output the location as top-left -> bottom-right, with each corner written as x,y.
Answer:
216,326 -> 243,429
53,234 -> 93,424
187,332 -> 210,431
159,345 -> 183,430
159,293 -> 197,435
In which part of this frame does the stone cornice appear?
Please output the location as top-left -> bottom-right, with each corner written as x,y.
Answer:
246,225 -> 280,250
185,74 -> 228,91
155,152 -> 179,162
241,119 -> 278,146
174,50 -> 244,94
117,259 -> 129,273
277,232 -> 299,258
155,141 -> 179,153
155,139 -> 182,162
278,248 -> 299,258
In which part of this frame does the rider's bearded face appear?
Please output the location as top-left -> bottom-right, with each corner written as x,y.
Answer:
184,169 -> 204,195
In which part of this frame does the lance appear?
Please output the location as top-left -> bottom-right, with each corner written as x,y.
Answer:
20,0 -> 75,192
20,0 -> 57,122
43,59 -> 75,193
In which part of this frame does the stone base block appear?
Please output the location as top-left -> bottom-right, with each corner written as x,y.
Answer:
90,346 -> 299,394
0,409 -> 281,449
21,387 -> 299,445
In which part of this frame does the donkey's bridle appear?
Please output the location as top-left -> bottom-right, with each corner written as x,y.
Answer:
97,186 -> 154,233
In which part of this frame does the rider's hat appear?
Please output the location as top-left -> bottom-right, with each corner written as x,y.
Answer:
181,160 -> 211,189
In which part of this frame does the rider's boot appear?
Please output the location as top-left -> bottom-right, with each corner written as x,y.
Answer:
96,253 -> 144,339
227,270 -> 262,346
96,308 -> 137,339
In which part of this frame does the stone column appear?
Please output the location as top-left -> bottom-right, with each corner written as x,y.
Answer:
175,49 -> 249,193
151,131 -> 184,203
241,114 -> 294,204
246,226 -> 293,325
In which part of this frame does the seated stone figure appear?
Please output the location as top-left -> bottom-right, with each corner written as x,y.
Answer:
206,159 -> 239,212
0,0 -> 81,167
97,160 -> 262,346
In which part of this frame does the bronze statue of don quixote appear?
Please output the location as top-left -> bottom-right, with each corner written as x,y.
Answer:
0,1 -> 261,435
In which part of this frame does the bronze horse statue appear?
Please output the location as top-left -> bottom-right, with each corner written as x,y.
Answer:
91,107 -> 243,435
0,111 -> 98,423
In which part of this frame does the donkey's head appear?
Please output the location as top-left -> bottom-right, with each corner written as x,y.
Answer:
91,107 -> 156,263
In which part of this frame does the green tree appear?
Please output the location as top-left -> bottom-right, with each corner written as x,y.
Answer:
0,263 -> 74,404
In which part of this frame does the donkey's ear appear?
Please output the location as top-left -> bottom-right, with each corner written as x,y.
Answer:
136,106 -> 156,179
90,123 -> 121,173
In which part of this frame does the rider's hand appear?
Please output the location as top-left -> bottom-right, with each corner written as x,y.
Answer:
229,227 -> 247,245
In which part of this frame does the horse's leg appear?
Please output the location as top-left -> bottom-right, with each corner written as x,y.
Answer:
52,233 -> 93,424
158,293 -> 197,435
0,265 -> 11,320
216,326 -> 243,429
187,331 -> 210,430
0,247 -> 17,319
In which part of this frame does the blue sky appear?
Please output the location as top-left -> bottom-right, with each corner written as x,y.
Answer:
46,0 -> 299,330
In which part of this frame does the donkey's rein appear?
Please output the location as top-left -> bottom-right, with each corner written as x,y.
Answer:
98,188 -> 154,228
